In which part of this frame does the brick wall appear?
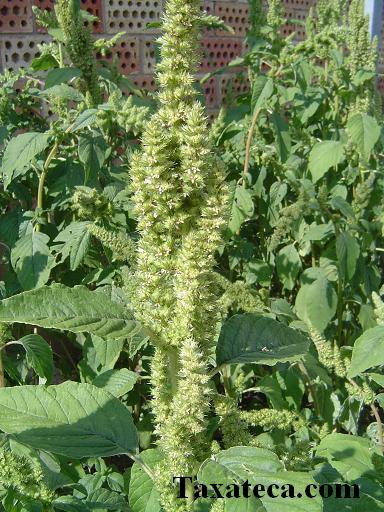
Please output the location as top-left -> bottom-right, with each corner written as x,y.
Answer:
0,0 -> 382,110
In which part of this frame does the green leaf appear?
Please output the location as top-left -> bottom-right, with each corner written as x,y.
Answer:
295,277 -> 337,332
0,284 -> 139,341
0,382 -> 138,458
1,132 -> 51,188
251,76 -> 274,112
14,334 -> 53,382
302,223 -> 334,243
198,447 -> 322,512
349,326 -> 384,377
44,67 -> 82,89
316,433 -> 378,480
336,231 -> 360,280
308,141 -> 345,183
11,232 -> 54,290
78,134 -> 107,182
347,113 -> 380,161
31,54 -> 59,71
272,113 -> 291,163
228,186 -> 254,233
54,496 -> 90,512
54,222 -> 92,270
93,369 -> 137,397
41,84 -> 84,102
199,447 -> 283,482
86,488 -> 129,510
216,313 -> 309,366
276,244 -> 301,290
71,109 -> 98,132
91,336 -> 125,372
129,449 -> 162,512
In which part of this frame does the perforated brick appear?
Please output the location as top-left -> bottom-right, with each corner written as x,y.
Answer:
33,0 -> 103,32
105,0 -> 162,34
132,74 -> 157,91
214,2 -> 249,37
201,0 -> 213,14
0,35 -> 50,72
201,75 -> 219,108
96,36 -> 139,74
220,73 -> 249,104
282,8 -> 307,40
282,0 -> 315,9
200,37 -> 243,72
0,0 -> 33,33
141,37 -> 157,73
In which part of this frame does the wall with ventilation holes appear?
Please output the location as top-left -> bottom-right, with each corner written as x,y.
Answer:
0,0 -> 382,116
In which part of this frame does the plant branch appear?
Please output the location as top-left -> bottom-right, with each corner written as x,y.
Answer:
35,122 -> 75,231
127,452 -> 156,480
348,377 -> 384,453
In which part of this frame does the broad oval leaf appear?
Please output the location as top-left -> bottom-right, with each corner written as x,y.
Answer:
0,284 -> 139,341
71,109 -> 98,132
1,132 -> 51,188
13,334 -> 53,382
336,231 -> 360,281
129,449 -> 162,512
0,381 -> 138,457
44,67 -> 82,89
11,232 -> 55,290
216,313 -> 309,366
349,326 -> 384,377
251,76 -> 274,112
316,433 -> 378,480
198,447 -> 322,512
276,244 -> 301,290
308,140 -> 345,183
93,369 -> 137,397
347,113 -> 380,161
41,84 -> 84,102
295,276 -> 337,332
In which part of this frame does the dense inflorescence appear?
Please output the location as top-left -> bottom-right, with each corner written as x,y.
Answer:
127,0 -> 230,508
0,449 -> 55,507
56,0 -> 101,106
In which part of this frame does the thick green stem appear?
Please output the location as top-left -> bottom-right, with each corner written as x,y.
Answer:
35,141 -> 60,231
0,351 -> 4,388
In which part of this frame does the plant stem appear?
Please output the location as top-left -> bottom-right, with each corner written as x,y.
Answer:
128,452 -> 156,480
348,378 -> 384,453
243,107 -> 261,187
223,365 -> 231,396
371,403 -> 384,453
0,351 -> 4,388
35,122 -> 75,231
186,480 -> 195,510
298,361 -> 321,417
35,141 -> 60,232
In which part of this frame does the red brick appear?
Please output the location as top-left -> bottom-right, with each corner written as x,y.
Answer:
0,34 -> 50,71
220,73 -> 249,104
132,74 -> 157,92
201,75 -> 219,108
214,2 -> 250,37
200,37 -> 243,72
0,0 -> 33,33
105,0 -> 162,34
141,37 -> 157,74
96,36 -> 140,74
